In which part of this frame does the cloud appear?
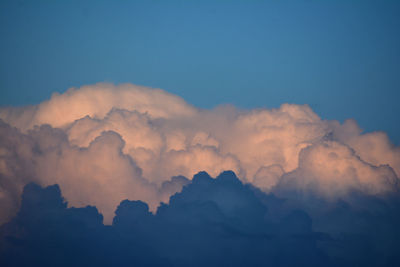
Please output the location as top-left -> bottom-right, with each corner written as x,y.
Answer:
0,83 -> 399,226
0,183 -> 169,267
3,172 -> 400,266
0,120 -> 168,224
0,173 -> 329,267
0,83 -> 197,131
276,140 -> 399,197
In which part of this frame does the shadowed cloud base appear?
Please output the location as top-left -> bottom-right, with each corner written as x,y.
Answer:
1,171 -> 400,266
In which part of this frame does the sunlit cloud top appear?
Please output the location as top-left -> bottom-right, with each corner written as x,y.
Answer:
0,83 -> 398,224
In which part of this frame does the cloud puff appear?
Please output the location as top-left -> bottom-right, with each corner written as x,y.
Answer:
0,83 -> 399,225
0,83 -> 197,131
0,183 -> 169,267
276,140 -> 399,197
0,121 -> 171,224
3,172 -> 400,266
0,173 -> 329,267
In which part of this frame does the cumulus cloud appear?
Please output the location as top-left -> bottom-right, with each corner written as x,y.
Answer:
3,172 -> 400,266
276,140 -> 399,197
0,173 -> 328,267
0,83 -> 196,130
0,83 -> 399,225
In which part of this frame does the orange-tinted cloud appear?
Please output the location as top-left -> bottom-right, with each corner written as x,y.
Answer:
0,83 -> 399,224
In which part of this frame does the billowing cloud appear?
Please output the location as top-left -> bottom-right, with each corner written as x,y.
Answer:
276,140 -> 398,197
0,173 -> 328,266
0,83 -> 399,225
2,172 -> 400,266
0,83 -> 197,130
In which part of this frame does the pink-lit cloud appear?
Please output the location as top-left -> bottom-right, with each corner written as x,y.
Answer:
0,83 -> 398,224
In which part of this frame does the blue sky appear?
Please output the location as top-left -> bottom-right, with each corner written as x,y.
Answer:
0,0 -> 399,143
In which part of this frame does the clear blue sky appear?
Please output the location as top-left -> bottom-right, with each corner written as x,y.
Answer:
1,0 -> 399,143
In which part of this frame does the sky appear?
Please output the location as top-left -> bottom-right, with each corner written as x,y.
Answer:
0,0 -> 399,143
1,1 -> 400,266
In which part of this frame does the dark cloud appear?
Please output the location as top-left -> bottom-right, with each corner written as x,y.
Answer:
0,183 -> 168,267
2,171 -> 400,266
268,185 -> 400,266
0,171 -> 327,267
